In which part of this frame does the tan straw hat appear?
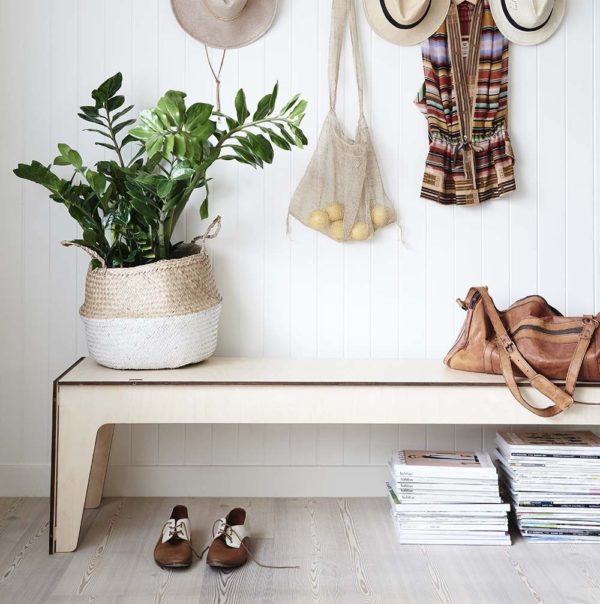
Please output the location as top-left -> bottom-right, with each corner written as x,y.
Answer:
363,0 -> 451,46
171,0 -> 278,50
489,0 -> 566,46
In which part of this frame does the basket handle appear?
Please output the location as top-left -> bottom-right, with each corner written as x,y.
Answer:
61,240 -> 107,268
191,215 -> 222,250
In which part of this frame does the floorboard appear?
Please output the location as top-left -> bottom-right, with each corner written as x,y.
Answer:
1,498 -> 600,603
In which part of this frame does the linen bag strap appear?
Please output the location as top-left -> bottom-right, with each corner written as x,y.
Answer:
328,0 -> 365,117
473,286 -> 599,417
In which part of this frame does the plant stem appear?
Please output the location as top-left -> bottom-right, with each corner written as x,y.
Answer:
105,108 -> 126,168
158,213 -> 168,260
213,115 -> 294,156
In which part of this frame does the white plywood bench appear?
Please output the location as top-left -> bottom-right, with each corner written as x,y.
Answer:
50,356 -> 600,553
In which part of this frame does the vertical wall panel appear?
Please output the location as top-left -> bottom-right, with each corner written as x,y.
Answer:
264,0 -> 292,359
1,0 -> 599,495
595,0 -> 600,311
317,0 -> 345,361
129,0 -> 160,466
538,26 -> 566,308
0,0 -> 25,464
104,0 -> 134,466
370,33 -> 400,359
21,0 -> 52,463
290,0 -> 318,359
157,0 -> 187,466
566,0 -> 595,314
508,44 -> 538,300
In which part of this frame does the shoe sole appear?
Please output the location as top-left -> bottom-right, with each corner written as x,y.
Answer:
206,560 -> 247,569
156,562 -> 192,570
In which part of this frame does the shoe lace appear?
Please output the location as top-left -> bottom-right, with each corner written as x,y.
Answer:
192,519 -> 299,570
161,519 -> 190,542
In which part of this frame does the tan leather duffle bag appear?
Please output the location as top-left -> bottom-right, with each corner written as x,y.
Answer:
445,286 -> 600,417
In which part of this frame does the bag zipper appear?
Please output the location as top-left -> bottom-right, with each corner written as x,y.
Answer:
511,324 -> 583,338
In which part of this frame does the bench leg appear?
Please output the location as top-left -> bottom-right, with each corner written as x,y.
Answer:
85,424 -> 114,509
53,412 -> 99,553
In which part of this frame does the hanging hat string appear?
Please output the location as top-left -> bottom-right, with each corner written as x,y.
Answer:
204,45 -> 227,113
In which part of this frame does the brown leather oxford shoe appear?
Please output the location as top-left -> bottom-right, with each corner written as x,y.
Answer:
154,505 -> 193,569
206,507 -> 250,569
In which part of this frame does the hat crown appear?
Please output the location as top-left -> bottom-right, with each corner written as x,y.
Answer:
385,0 -> 430,25
203,0 -> 248,21
506,0 -> 554,28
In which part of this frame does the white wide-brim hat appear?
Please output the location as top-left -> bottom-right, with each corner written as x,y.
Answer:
363,0 -> 451,47
171,0 -> 278,50
489,0 -> 566,46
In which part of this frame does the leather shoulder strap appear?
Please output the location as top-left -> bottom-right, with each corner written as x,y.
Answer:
473,287 -> 598,417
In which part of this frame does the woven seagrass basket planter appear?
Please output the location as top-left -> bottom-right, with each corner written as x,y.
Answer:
67,218 -> 222,370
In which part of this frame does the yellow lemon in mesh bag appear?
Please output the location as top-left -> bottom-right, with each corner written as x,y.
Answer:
325,201 -> 344,222
371,204 -> 391,228
308,209 -> 330,231
351,222 -> 370,241
329,220 -> 345,241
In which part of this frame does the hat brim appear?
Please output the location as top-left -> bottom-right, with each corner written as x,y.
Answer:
489,0 -> 565,46
171,0 -> 278,50
363,0 -> 451,47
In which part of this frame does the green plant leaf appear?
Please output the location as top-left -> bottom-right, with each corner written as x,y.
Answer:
86,169 -> 106,196
79,105 -> 102,118
112,119 -> 136,135
281,93 -> 301,114
188,120 -> 215,141
157,90 -> 186,127
92,72 -> 123,106
171,164 -> 195,180
290,99 -> 307,119
157,179 -> 174,198
229,144 -> 261,168
268,81 -> 279,114
268,130 -> 291,150
235,89 -> 250,124
13,161 -> 62,193
138,109 -> 164,133
83,128 -> 113,139
253,93 -> 273,120
107,95 -> 125,112
173,133 -> 186,157
56,144 -> 83,169
113,104 -> 134,120
185,102 -> 213,131
146,135 -> 164,158
78,114 -> 105,126
128,125 -> 153,141
290,124 -> 308,146
248,133 -> 273,163
95,141 -> 119,152
199,197 -> 209,219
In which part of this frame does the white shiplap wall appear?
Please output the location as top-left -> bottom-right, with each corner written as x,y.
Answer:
0,0 -> 599,496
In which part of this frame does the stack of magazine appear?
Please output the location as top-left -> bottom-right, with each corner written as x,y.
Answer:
387,450 -> 510,545
495,430 -> 600,543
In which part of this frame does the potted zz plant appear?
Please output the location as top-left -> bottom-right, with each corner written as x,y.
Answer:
14,73 -> 307,369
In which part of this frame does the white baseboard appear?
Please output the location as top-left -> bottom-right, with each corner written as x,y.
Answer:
0,464 -> 389,498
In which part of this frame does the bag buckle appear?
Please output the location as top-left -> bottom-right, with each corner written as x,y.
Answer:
498,334 -> 515,354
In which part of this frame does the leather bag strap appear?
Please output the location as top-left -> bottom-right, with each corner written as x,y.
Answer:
565,316 -> 598,394
473,287 -> 598,417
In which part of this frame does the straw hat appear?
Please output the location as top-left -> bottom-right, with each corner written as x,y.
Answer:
489,0 -> 566,46
171,0 -> 278,50
363,0 -> 451,46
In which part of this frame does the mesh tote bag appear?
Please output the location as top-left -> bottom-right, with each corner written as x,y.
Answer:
288,0 -> 395,242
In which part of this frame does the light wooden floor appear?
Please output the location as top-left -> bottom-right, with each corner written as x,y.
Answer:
1,498 -> 600,603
